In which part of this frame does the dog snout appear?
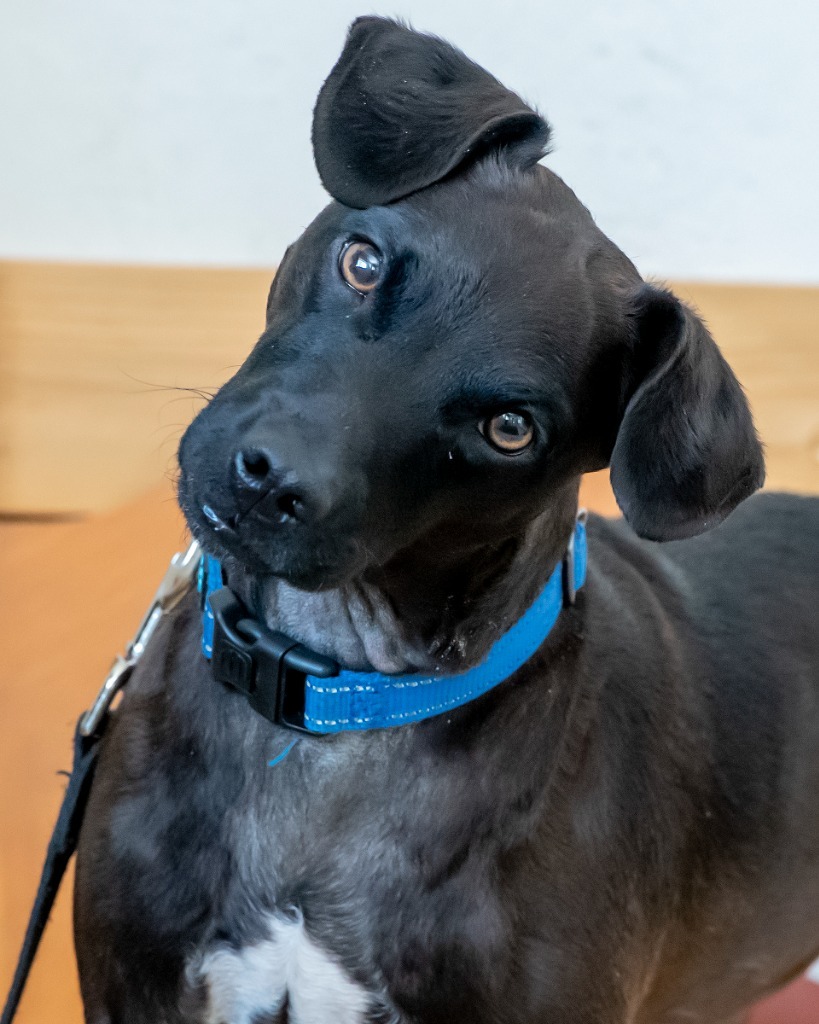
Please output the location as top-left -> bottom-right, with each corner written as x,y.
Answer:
231,446 -> 311,523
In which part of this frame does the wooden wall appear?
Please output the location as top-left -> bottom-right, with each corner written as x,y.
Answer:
1,261 -> 818,515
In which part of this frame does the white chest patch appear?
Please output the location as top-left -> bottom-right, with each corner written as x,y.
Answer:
192,912 -> 372,1024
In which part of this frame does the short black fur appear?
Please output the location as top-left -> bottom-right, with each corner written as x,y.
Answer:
74,17 -> 818,1024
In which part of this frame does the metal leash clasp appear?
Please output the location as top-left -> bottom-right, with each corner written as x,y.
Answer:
79,540 -> 202,737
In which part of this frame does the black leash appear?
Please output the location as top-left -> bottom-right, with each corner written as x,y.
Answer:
1,541 -> 201,1024
1,717 -> 103,1024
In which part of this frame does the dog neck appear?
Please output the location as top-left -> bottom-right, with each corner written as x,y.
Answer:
226,488 -> 580,676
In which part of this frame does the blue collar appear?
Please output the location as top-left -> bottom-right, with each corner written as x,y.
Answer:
199,515 -> 586,735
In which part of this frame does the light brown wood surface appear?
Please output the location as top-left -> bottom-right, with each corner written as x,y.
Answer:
0,486 -> 189,1024
0,262 -> 817,1023
1,261 -> 818,514
0,261 -> 272,514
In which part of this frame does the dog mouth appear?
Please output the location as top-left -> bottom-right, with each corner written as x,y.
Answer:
201,503 -> 238,533
182,495 -> 368,591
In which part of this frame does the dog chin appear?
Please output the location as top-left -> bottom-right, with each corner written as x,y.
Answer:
185,514 -> 361,592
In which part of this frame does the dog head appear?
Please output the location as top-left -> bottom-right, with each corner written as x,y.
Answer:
178,17 -> 764,592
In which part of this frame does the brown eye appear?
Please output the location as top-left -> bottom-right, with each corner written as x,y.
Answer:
339,240 -> 382,294
482,411 -> 534,454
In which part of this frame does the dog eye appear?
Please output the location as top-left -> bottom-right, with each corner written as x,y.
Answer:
339,241 -> 382,294
482,411 -> 534,454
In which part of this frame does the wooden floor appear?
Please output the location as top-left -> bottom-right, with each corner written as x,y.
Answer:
0,487 -> 189,1023
0,263 -> 817,1022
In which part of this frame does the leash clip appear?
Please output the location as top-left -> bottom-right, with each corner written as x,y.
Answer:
80,540 -> 202,737
208,588 -> 338,734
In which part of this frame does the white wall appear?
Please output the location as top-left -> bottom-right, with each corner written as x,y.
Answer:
1,0 -> 817,282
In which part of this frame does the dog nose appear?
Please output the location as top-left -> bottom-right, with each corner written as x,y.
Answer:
234,447 -> 276,490
231,447 -> 308,522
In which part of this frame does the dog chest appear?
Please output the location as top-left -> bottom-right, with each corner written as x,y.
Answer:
191,912 -> 376,1024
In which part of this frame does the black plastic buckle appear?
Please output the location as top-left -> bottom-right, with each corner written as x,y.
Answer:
208,588 -> 339,734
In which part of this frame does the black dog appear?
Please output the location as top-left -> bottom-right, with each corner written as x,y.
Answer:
74,18 -> 819,1024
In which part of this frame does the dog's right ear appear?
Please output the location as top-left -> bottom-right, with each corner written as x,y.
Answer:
312,17 -> 551,208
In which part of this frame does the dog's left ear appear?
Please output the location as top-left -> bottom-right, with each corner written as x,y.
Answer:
312,17 -> 551,208
610,286 -> 765,541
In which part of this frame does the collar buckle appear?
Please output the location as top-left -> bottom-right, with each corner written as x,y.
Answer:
562,508 -> 588,607
208,588 -> 338,734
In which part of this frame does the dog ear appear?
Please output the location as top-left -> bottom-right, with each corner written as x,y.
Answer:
610,286 -> 765,541
312,17 -> 551,208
